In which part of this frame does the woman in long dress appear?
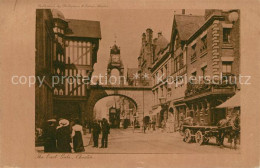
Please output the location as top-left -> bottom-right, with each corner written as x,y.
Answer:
43,119 -> 57,152
71,119 -> 85,152
56,119 -> 72,153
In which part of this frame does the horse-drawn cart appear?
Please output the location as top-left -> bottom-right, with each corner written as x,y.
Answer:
180,125 -> 233,145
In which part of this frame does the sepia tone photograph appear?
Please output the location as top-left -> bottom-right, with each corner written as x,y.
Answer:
35,9 -> 241,154
1,1 -> 260,167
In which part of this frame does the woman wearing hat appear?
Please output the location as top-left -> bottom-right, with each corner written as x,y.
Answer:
56,119 -> 72,153
71,119 -> 85,152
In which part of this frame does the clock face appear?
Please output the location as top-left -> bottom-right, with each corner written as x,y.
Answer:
112,54 -> 120,63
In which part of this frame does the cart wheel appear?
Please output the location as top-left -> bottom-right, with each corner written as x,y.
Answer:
195,131 -> 204,145
184,129 -> 192,143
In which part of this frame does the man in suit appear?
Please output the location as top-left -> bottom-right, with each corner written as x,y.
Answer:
100,118 -> 110,148
92,120 -> 101,148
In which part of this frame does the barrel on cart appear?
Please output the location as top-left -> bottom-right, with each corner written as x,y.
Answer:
181,125 -> 232,145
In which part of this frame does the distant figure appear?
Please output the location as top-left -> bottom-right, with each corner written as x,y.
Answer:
101,118 -> 110,148
43,119 -> 57,152
56,119 -> 71,153
71,119 -> 85,152
92,120 -> 101,148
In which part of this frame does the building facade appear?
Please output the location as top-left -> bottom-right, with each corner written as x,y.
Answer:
149,9 -> 240,131
35,9 -> 101,128
184,10 -> 240,126
35,9 -> 55,128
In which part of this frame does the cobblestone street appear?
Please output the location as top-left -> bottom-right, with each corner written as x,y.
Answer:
36,128 -> 240,154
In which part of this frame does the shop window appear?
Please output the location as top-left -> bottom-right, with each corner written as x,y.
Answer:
223,28 -> 231,43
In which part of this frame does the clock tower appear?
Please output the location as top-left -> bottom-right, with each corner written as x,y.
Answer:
107,44 -> 124,85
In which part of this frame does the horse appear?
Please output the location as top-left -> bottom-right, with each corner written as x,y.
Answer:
228,115 -> 240,149
217,115 -> 240,149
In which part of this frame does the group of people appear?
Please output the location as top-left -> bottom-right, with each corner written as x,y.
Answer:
42,118 -> 110,153
92,119 -> 110,148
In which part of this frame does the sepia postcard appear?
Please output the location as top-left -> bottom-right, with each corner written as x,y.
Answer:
0,0 -> 260,167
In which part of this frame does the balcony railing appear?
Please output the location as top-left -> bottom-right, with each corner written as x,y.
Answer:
185,80 -> 236,97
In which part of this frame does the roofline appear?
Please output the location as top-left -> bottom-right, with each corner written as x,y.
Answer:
174,14 -> 204,17
186,14 -> 224,44
66,18 -> 101,23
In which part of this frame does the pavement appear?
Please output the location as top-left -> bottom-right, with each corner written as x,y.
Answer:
36,128 -> 240,154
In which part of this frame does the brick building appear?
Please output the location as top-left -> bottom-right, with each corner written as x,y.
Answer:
184,10 -> 240,126
148,9 -> 240,131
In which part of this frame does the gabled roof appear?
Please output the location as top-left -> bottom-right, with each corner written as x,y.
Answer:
154,35 -> 169,55
174,15 -> 205,41
66,19 -> 101,39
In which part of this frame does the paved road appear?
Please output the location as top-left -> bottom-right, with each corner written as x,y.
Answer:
81,128 -> 240,154
36,128 -> 240,154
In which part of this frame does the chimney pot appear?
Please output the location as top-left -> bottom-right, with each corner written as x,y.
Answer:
182,9 -> 185,15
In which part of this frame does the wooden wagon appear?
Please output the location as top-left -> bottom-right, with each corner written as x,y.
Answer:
181,125 -> 233,145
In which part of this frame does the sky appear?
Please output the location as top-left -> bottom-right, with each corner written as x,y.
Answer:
60,9 -> 205,77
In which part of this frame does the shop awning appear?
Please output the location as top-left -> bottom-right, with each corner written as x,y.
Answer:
216,92 -> 240,108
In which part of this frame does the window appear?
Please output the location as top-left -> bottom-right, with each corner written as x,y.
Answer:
165,64 -> 168,77
171,58 -> 174,74
179,54 -> 184,69
222,62 -> 232,74
191,71 -> 197,84
160,86 -> 164,97
200,35 -> 207,53
191,44 -> 197,62
174,58 -> 177,72
160,68 -> 164,77
201,66 -> 207,78
223,28 -> 231,43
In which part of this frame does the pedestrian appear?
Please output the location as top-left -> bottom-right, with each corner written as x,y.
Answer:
56,119 -> 72,153
71,119 -> 85,152
42,119 -> 57,152
100,118 -> 110,148
92,120 -> 101,148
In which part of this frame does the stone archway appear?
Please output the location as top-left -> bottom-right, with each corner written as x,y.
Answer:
84,85 -> 152,125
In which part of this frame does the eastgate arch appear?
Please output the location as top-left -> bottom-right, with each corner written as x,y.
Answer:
84,85 -> 152,124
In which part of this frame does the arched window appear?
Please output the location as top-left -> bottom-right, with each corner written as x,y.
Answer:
54,88 -> 58,95
59,89 -> 63,95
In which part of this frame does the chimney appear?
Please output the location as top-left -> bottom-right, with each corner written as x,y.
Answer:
158,31 -> 162,38
142,33 -> 146,44
146,28 -> 153,44
182,9 -> 185,15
